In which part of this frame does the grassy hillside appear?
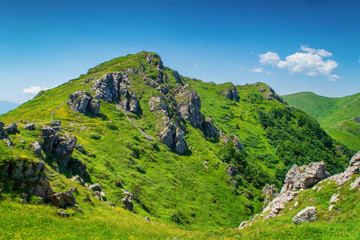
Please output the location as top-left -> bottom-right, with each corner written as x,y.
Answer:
283,91 -> 360,151
0,52 -> 351,238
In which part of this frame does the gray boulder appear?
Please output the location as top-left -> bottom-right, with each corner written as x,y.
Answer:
202,117 -> 219,140
67,91 -> 100,116
159,125 -> 187,155
32,141 -> 43,159
89,183 -> 102,192
41,126 -> 78,167
292,206 -> 317,224
121,196 -> 134,212
176,84 -> 204,129
41,126 -> 58,153
52,133 -> 77,166
281,162 -> 330,193
5,123 -> 18,135
47,190 -> 76,208
49,120 -> 61,127
329,150 -> 360,185
23,123 -> 35,131
224,85 -> 239,101
0,160 -> 54,199
70,175 -> 85,186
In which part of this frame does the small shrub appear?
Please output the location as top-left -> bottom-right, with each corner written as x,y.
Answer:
90,133 -> 101,140
105,122 -> 118,131
135,164 -> 146,174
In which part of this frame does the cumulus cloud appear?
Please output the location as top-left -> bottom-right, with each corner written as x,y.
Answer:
300,45 -> 332,57
259,45 -> 340,81
23,86 -> 48,95
259,52 -> 280,65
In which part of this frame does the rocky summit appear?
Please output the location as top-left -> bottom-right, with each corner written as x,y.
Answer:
0,51 -> 357,239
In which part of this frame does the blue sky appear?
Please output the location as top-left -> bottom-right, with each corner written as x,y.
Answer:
0,0 -> 359,103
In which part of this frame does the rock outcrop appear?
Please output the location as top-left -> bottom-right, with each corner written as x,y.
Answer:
149,85 -> 188,154
47,190 -> 76,208
149,84 -> 219,154
224,84 -> 239,101
292,206 -> 317,224
262,184 -> 278,208
281,162 -> 330,193
4,123 -> 18,135
159,125 -> 187,155
202,117 -> 219,140
121,189 -> 134,212
350,177 -> 360,190
52,133 -> 77,166
67,90 -> 101,116
41,125 -> 77,166
93,72 -> 140,113
176,84 -> 204,129
262,162 -> 329,219
0,122 -> 4,139
23,123 -> 35,131
239,151 -> 360,229
32,141 -> 43,159
223,134 -> 243,152
70,175 -> 85,186
329,150 -> 360,185
0,159 -> 54,199
0,121 -> 12,146
40,124 -> 87,177
89,183 -> 102,192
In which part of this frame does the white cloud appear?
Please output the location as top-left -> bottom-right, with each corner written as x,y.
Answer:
249,66 -> 272,75
23,86 -> 48,95
249,66 -> 265,73
259,45 -> 340,81
259,52 -> 280,65
194,63 -> 199,68
300,45 -> 332,57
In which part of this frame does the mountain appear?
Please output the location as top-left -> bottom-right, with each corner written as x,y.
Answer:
283,91 -> 360,152
0,101 -> 19,115
0,52 -> 351,239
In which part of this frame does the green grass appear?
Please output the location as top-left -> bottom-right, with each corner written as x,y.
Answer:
283,91 -> 360,152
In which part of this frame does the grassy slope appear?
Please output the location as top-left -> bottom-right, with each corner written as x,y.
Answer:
283,91 -> 360,151
0,52 -> 351,238
226,173 -> 360,240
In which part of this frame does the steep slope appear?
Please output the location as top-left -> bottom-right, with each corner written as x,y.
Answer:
0,52 -> 350,237
283,91 -> 360,151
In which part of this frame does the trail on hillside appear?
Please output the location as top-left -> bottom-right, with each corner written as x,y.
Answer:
50,102 -> 65,121
115,103 -> 155,141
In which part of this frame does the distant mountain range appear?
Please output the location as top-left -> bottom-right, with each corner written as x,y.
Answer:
283,91 -> 360,152
0,101 -> 19,115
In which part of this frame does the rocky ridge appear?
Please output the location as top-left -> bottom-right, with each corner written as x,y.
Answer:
239,150 -> 360,228
149,83 -> 220,154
